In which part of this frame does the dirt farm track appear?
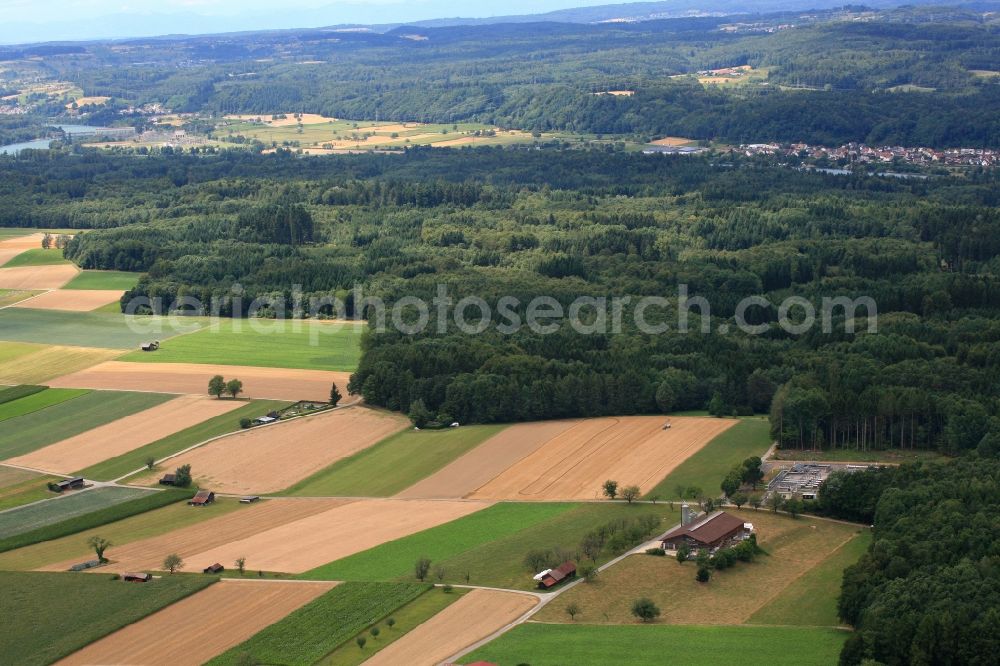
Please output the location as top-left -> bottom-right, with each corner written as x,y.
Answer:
129,406 -> 409,494
48,361 -> 353,403
56,579 -> 335,666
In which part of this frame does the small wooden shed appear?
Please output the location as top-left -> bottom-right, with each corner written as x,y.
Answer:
123,572 -> 151,583
203,563 -> 225,574
158,473 -> 177,486
188,490 -> 215,506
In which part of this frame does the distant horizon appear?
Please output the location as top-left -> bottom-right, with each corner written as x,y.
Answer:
0,0 -> 636,45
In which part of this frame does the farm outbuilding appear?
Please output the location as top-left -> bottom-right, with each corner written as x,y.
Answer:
140,341 -> 160,352
54,477 -> 85,492
123,572 -> 151,583
188,490 -> 215,506
158,473 -> 177,486
534,561 -> 577,589
660,511 -> 753,552
203,563 -> 225,574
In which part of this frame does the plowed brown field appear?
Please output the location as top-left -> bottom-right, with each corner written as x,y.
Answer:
128,406 -> 409,494
182,498 -> 490,573
12,289 -> 124,311
6,395 -> 244,474
362,588 -> 538,666
0,264 -> 79,290
57,579 -> 335,666
468,416 -> 736,500
48,360 -> 353,402
395,420 -> 578,499
41,498 -> 346,573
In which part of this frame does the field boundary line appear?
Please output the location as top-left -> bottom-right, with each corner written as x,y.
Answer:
112,400 -> 362,483
0,288 -> 55,310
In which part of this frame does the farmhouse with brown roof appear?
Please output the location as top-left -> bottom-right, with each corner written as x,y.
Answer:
534,561 -> 577,589
660,510 -> 753,552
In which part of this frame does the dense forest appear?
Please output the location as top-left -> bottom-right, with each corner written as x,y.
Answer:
817,456 -> 1000,665
0,145 -> 993,458
4,5 -> 1000,147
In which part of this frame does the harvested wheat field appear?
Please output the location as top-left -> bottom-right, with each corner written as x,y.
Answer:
7,395 -> 245,474
0,345 -> 121,385
0,265 -> 79,290
58,579 -> 336,666
41,498 -> 345,573
183,498 -> 490,573
49,361 -> 353,402
396,420 -> 578,499
650,136 -> 696,146
0,234 -> 45,267
469,416 -> 736,501
363,588 -> 537,666
129,406 -> 408,494
11,289 -> 124,312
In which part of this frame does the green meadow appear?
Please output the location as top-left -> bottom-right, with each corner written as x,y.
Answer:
0,571 -> 215,666
301,502 -> 575,583
0,486 -> 154,539
0,309 -> 203,349
285,424 -> 506,497
2,248 -> 71,267
0,388 -> 89,422
63,270 -> 141,290
0,390 -> 171,459
121,318 -> 363,371
748,529 -> 872,627
646,417 -> 772,499
466,624 -> 849,666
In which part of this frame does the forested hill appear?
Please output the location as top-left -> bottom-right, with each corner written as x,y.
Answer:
10,4 -> 1000,148
3,146 -> 998,459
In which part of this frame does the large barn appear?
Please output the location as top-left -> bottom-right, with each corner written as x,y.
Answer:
659,510 -> 753,552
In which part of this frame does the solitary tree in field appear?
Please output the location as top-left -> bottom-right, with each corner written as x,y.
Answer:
696,566 -> 712,583
145,457 -> 156,470
565,602 -> 581,621
433,564 -> 447,582
621,485 -> 641,504
386,617 -> 396,630
356,637 -> 366,650
370,627 -> 380,639
208,375 -> 226,399
631,598 -> 661,623
226,378 -> 244,399
88,535 -> 111,563
330,382 -> 342,407
414,556 -> 432,581
235,557 -> 247,576
163,553 -> 184,574
174,464 -> 192,488
602,480 -> 619,500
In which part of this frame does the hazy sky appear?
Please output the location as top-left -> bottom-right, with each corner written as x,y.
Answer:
0,0 -> 624,44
